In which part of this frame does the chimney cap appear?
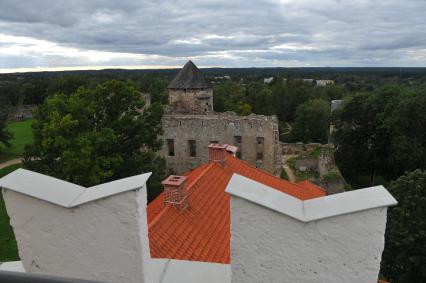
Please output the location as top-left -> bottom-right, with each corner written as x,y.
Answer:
161,175 -> 188,186
226,145 -> 238,154
208,143 -> 228,149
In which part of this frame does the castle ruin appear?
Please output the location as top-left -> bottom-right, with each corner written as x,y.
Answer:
161,61 -> 281,174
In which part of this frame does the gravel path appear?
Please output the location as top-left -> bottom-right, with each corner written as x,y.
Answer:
0,158 -> 22,169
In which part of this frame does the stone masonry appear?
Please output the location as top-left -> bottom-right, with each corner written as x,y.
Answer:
162,112 -> 281,174
161,61 -> 281,174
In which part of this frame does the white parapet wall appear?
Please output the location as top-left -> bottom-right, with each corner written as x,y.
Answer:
0,169 -> 152,283
226,174 -> 397,283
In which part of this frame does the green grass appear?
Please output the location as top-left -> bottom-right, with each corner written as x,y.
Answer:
0,163 -> 21,261
0,119 -> 34,163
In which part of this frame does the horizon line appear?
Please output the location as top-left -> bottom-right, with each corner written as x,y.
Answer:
0,65 -> 421,75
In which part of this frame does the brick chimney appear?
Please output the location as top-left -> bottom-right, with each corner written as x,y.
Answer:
208,143 -> 229,166
208,144 -> 240,167
161,175 -> 189,212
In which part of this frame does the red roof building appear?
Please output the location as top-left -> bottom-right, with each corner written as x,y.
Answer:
147,144 -> 326,264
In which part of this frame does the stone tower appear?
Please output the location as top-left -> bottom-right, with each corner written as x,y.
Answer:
168,60 -> 213,114
162,61 -> 281,175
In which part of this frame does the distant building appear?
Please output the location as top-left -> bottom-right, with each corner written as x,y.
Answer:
263,77 -> 274,84
285,78 -> 335,87
316,79 -> 335,86
214,75 -> 231,80
161,61 -> 281,175
303,78 -> 315,84
331,99 -> 343,112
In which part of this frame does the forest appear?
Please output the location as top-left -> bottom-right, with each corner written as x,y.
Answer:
1,66 -> 426,188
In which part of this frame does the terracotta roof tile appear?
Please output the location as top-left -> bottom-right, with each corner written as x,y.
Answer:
147,155 -> 326,263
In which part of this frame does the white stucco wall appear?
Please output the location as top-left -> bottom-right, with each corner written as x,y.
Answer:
230,196 -> 388,283
2,189 -> 148,283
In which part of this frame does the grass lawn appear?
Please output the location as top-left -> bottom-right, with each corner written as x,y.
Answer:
0,119 -> 34,163
0,163 -> 21,261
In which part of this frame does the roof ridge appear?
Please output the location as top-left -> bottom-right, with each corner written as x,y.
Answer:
186,162 -> 216,193
297,179 -> 326,193
230,156 -> 312,192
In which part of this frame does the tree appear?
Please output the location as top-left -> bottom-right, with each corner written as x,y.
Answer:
292,99 -> 330,143
0,105 -> 12,149
21,79 -> 49,105
246,82 -> 274,115
0,81 -> 21,106
381,170 -> 426,283
213,81 -> 246,113
23,80 -> 165,199
270,77 -> 314,123
236,102 -> 252,116
46,76 -> 90,97
333,85 -> 426,186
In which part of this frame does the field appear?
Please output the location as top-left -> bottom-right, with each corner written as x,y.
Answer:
0,119 -> 33,163
0,163 -> 21,261
0,119 -> 32,261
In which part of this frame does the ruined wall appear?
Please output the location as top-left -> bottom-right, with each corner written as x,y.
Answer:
161,112 -> 281,175
7,105 -> 36,122
169,88 -> 214,114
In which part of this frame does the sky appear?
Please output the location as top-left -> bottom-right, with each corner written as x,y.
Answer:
0,0 -> 425,73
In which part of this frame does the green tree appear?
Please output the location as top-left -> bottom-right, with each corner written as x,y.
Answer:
334,85 -> 426,186
213,81 -> 246,113
23,80 -> 165,200
46,76 -> 90,97
246,82 -> 274,115
271,78 -> 314,122
381,170 -> 426,283
292,99 -> 330,143
21,79 -> 49,105
0,106 -> 12,149
236,102 -> 252,116
0,81 -> 21,106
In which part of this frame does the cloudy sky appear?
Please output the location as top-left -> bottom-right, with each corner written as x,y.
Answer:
0,0 -> 425,72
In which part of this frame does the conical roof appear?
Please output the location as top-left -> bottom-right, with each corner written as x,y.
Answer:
168,61 -> 212,89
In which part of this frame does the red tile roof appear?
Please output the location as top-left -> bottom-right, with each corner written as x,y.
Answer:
297,179 -> 326,193
147,156 -> 326,264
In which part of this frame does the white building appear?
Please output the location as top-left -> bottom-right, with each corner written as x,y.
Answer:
316,79 -> 335,87
264,77 -> 274,84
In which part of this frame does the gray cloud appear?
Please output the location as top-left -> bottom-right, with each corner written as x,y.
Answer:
0,0 -> 426,71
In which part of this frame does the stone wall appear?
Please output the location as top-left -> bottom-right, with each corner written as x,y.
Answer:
295,158 -> 318,171
7,105 -> 36,121
161,112 -> 281,175
169,88 -> 213,114
281,142 -> 328,155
